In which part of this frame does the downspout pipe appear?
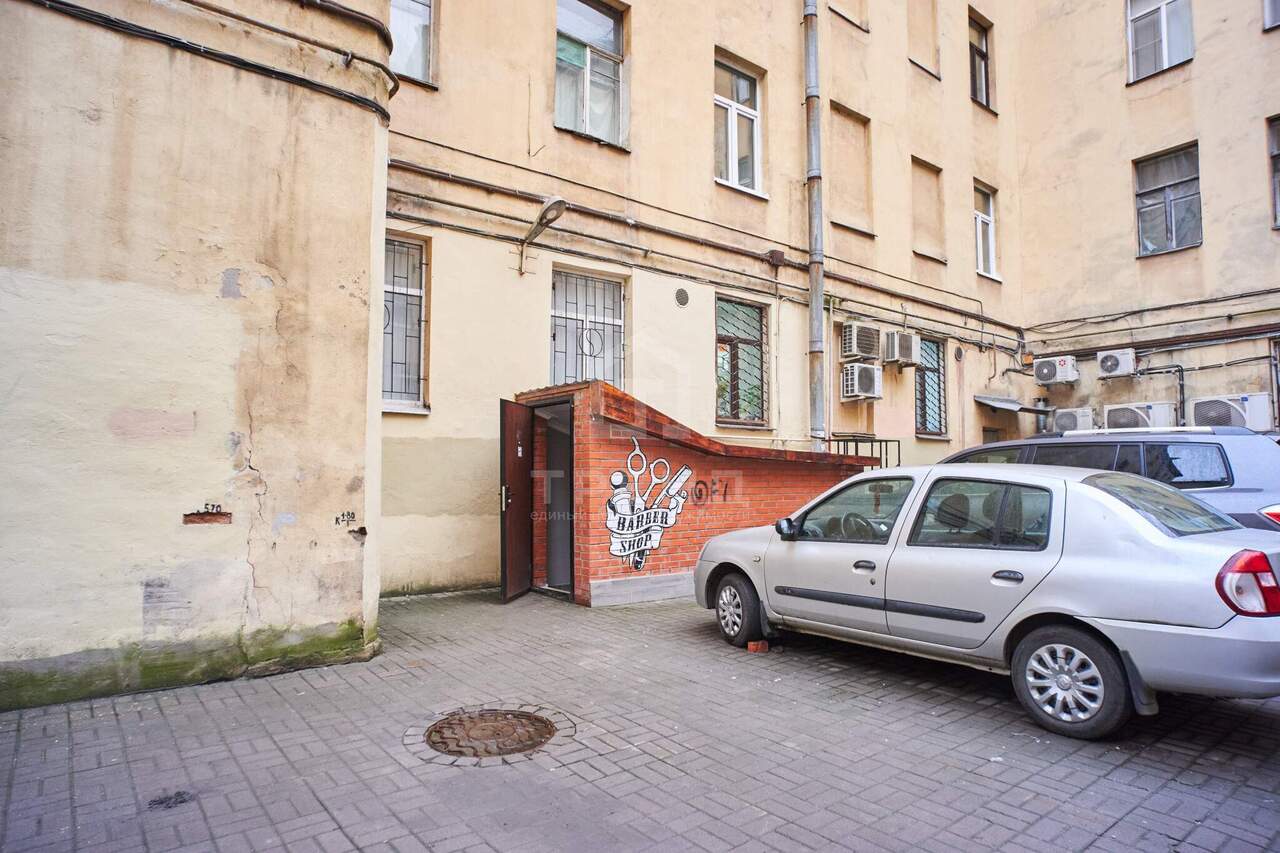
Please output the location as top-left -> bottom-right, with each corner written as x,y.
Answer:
803,0 -> 826,451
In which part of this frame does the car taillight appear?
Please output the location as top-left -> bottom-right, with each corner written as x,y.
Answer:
1260,505 -> 1280,527
1216,550 -> 1280,616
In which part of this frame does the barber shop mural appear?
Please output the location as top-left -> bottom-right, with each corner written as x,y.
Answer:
605,437 -> 693,570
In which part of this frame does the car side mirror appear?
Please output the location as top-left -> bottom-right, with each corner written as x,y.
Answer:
775,517 -> 797,541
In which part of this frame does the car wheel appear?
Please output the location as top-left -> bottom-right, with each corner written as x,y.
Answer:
1011,626 -> 1133,740
715,574 -> 763,648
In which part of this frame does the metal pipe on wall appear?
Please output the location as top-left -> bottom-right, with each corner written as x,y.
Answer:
803,0 -> 826,451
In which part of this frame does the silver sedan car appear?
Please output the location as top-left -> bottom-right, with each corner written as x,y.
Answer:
694,464 -> 1280,739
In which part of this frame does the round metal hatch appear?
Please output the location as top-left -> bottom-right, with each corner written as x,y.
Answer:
424,709 -> 557,758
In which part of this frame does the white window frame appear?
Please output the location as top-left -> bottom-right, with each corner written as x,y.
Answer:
554,0 -> 624,145
382,237 -> 429,413
713,61 -> 764,195
1127,0 -> 1192,82
973,184 -> 998,278
388,0 -> 434,85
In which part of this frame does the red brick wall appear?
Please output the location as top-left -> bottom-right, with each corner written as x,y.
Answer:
573,414 -> 861,605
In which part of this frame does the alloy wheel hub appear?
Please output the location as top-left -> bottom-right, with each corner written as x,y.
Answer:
1025,643 -> 1105,723
717,586 -> 743,636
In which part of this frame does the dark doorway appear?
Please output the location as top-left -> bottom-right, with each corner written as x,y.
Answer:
500,399 -> 534,602
538,403 -> 574,593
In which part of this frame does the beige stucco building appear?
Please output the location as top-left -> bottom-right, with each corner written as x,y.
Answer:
2,0 -> 1277,707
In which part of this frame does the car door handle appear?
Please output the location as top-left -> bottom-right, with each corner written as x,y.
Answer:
992,570 -> 1023,583
853,560 -> 876,573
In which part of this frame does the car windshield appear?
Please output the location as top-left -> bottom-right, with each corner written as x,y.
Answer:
1083,472 -> 1239,537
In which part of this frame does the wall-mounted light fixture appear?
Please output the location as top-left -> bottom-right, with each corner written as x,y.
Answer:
517,196 -> 567,275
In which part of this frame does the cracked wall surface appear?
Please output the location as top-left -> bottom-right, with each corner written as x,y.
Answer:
0,0 -> 389,709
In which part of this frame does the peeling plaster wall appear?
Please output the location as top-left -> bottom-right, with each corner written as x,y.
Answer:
0,0 -> 389,708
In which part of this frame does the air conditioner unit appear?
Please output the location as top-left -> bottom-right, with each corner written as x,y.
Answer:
1053,407 -> 1095,432
884,330 -> 922,365
840,363 -> 883,401
840,322 -> 881,361
1033,355 -> 1080,385
1097,348 -> 1137,379
1103,401 -> 1177,429
1189,393 -> 1274,431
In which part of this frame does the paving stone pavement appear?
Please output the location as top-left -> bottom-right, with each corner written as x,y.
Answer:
3,590 -> 1280,853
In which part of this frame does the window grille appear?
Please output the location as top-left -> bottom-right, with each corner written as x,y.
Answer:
550,271 -> 624,387
716,297 -> 768,424
383,239 -> 426,403
915,338 -> 947,435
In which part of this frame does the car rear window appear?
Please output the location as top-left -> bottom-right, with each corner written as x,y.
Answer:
1083,472 -> 1239,537
1142,443 -> 1231,489
954,447 -> 1022,464
1031,443 -> 1118,470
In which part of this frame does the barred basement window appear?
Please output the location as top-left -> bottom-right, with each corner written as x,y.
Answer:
383,239 -> 428,406
550,270 -> 624,387
716,297 -> 767,425
915,338 -> 947,435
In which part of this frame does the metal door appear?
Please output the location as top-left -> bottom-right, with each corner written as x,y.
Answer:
500,399 -> 534,602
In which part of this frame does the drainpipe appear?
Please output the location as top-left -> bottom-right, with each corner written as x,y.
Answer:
803,0 -> 826,452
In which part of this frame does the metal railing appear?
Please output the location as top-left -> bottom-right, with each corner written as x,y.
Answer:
829,434 -> 901,469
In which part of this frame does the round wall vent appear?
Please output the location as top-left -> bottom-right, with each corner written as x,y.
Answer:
674,288 -> 689,307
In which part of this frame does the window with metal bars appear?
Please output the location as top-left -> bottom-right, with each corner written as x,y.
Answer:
1135,144 -> 1201,256
716,297 -> 767,425
915,338 -> 947,435
383,239 -> 427,405
550,270 -> 624,387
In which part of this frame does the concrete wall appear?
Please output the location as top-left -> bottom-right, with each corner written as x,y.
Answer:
0,0 -> 391,709
379,0 -> 1034,596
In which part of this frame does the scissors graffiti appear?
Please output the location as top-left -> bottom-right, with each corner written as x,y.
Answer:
604,437 -> 693,570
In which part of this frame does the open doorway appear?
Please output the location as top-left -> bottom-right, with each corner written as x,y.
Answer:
534,402 -> 574,596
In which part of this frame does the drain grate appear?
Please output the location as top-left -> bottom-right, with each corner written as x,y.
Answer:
426,709 -> 556,757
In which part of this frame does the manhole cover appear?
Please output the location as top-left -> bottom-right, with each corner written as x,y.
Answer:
425,709 -> 557,757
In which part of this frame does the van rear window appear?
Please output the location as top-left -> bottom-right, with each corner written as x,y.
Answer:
1142,443 -> 1231,489
1083,472 -> 1239,537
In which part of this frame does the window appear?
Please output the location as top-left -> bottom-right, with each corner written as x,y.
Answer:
714,61 -> 761,191
908,0 -> 939,74
831,106 -> 872,231
389,0 -> 433,83
555,0 -> 622,145
1128,0 -> 1194,81
1143,443 -> 1231,489
908,480 -> 1052,550
1135,144 -> 1201,256
383,239 -> 428,405
1032,443 -> 1119,470
915,338 -> 946,435
1084,473 -> 1237,536
911,158 -> 943,258
550,270 -> 624,387
955,447 -> 1022,464
974,184 -> 997,276
799,478 -> 914,543
1268,0 -> 1280,28
969,17 -> 991,106
716,297 -> 767,424
1270,118 -> 1280,226
1116,444 -> 1143,473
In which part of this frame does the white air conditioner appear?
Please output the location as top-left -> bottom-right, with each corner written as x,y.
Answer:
1097,348 -> 1137,379
1053,407 -> 1095,432
840,322 -> 881,361
1189,393 -> 1274,431
1103,401 -> 1177,429
840,363 -> 883,401
884,330 -> 922,365
1033,355 -> 1080,385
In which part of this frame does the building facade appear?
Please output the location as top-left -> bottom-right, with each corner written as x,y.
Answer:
1,0 -> 1277,707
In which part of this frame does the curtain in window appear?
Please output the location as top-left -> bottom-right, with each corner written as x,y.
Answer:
555,36 -> 586,132
388,0 -> 431,80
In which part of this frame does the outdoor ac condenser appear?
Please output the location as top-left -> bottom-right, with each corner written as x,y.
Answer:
1053,407 -> 1095,432
1033,355 -> 1080,385
1189,393 -> 1274,431
1097,348 -> 1137,378
884,330 -> 922,365
840,363 -> 883,401
840,322 -> 881,361
1103,402 -> 1177,429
